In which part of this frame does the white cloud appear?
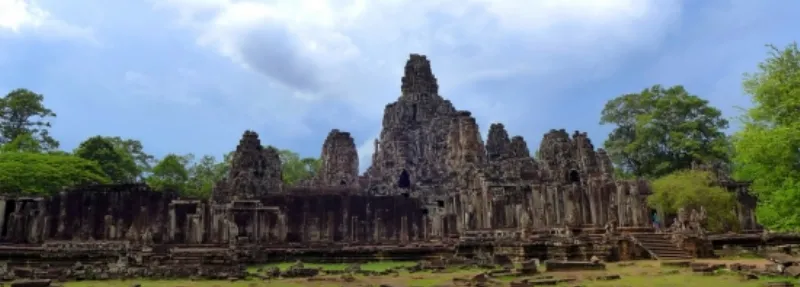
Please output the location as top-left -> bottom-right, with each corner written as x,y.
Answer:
0,0 -> 46,32
0,0 -> 97,43
156,0 -> 682,102
154,0 -> 683,168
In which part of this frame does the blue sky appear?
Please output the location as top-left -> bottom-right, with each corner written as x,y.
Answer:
1,0 -> 798,172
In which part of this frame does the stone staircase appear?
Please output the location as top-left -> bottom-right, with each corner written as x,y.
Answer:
630,233 -> 693,260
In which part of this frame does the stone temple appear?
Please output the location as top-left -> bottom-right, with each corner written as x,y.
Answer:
0,54 -> 770,280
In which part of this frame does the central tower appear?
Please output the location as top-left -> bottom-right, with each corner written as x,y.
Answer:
365,54 -> 487,196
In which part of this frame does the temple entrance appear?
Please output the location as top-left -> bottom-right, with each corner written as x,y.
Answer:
569,170 -> 580,183
398,170 -> 411,189
340,180 -> 347,186
1,200 -> 15,237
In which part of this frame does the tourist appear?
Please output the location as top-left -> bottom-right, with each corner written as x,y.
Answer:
652,212 -> 660,231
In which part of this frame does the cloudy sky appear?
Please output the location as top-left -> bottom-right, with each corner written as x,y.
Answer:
1,0 -> 798,171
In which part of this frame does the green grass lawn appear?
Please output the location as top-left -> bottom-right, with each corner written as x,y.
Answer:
250,260 -> 417,272
61,259 -> 798,287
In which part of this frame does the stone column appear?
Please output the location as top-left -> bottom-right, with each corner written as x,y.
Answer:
400,215 -> 409,243
168,203 -> 176,242
252,205 -> 259,243
0,199 -> 6,238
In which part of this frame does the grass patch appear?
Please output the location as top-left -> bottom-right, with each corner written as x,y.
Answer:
62,258 -> 799,287
250,261 -> 417,272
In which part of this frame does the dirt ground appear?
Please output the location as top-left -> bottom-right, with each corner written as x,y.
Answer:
63,258 -> 794,287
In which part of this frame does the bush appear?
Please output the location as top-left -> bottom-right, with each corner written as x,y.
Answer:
0,152 -> 111,194
648,170 -> 738,232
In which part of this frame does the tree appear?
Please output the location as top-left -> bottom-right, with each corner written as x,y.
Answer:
147,153 -> 191,192
105,137 -> 155,177
732,42 -> 800,231
74,136 -> 139,183
0,133 -> 43,153
185,154 -> 229,198
648,170 -> 738,232
600,85 -> 730,178
0,152 -> 110,194
0,89 -> 58,150
273,147 -> 321,186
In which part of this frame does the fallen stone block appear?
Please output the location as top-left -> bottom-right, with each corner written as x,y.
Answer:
768,253 -> 800,266
592,274 -> 621,281
10,279 -> 52,287
493,255 -> 514,268
487,269 -> 512,277
786,266 -> 800,278
544,260 -> 605,272
690,263 -> 722,273
518,259 -> 539,275
765,263 -> 785,275
510,278 -> 577,287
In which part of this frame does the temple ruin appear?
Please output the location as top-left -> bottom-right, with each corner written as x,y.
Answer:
0,54 -> 777,280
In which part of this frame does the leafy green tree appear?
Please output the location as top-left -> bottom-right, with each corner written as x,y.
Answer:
105,137 -> 155,176
185,154 -> 229,198
147,153 -> 191,192
732,42 -> 800,231
0,89 -> 59,150
0,152 -> 110,194
74,136 -> 139,183
274,147 -> 321,186
600,85 -> 730,178
0,133 -> 43,153
648,170 -> 738,232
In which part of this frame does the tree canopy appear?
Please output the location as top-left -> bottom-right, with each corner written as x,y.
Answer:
1,133 -> 43,153
184,153 -> 230,198
648,170 -> 738,232
600,85 -> 731,179
0,90 -> 323,197
0,151 -> 110,194
0,89 -> 59,150
74,136 -> 141,183
147,153 -> 192,192
275,147 -> 321,186
732,42 -> 800,231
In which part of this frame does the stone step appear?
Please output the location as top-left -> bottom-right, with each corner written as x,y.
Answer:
651,250 -> 692,255
630,234 -> 692,260
642,245 -> 689,252
641,245 -> 686,251
639,242 -> 682,247
642,246 -> 683,251
659,256 -> 694,260
635,237 -> 673,242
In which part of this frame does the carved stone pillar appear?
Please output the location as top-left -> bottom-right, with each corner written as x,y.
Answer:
168,203 -> 176,242
400,215 -> 409,243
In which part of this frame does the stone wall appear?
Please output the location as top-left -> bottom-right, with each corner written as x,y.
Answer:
0,185 -> 443,245
0,184 -> 178,244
